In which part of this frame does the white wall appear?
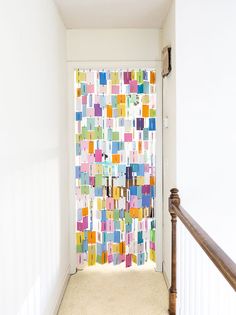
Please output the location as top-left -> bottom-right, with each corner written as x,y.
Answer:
0,1 -> 69,315
161,0 -> 176,287
175,0 -> 236,261
67,29 -> 162,61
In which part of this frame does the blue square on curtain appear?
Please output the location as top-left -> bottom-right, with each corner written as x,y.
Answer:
114,221 -> 120,230
77,208 -> 82,221
75,112 -> 82,121
149,118 -> 156,131
75,166 -> 80,179
76,143 -> 81,156
119,209 -> 124,219
143,81 -> 149,94
137,187 -> 142,198
84,230 -> 88,240
97,243 -> 103,256
107,233 -> 114,242
118,164 -> 126,174
138,253 -> 145,265
138,231 -> 143,244
112,142 -> 119,154
138,84 -> 144,94
82,240 -> 88,252
137,164 -> 144,176
102,232 -> 107,244
130,186 -> 137,196
151,220 -> 156,229
151,186 -> 155,198
114,231 -> 120,243
99,72 -> 107,85
95,187 -> 103,196
142,195 -> 151,207
101,210 -> 106,222
126,224 -> 132,233
143,70 -> 148,80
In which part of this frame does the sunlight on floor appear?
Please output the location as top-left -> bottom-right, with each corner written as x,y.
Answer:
58,262 -> 168,315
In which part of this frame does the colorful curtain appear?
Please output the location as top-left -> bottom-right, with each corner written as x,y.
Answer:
75,69 -> 156,268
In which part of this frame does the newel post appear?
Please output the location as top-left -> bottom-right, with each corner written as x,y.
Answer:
168,188 -> 180,315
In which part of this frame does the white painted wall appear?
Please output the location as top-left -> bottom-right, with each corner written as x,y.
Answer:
161,0 -> 176,287
175,0 -> 236,261
67,29 -> 162,61
0,1 -> 69,315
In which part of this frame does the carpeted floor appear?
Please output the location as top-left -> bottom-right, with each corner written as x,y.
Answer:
58,262 -> 169,315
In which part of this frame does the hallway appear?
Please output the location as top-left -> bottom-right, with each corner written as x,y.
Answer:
58,263 -> 168,315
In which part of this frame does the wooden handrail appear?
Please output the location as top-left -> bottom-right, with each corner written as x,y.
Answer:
168,188 -> 236,315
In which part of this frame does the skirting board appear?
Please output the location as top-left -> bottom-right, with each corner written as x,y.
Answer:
53,265 -> 71,315
162,261 -> 170,289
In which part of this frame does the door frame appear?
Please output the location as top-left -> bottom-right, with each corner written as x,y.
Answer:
67,61 -> 163,273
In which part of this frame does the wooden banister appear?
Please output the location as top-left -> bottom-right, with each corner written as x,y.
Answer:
168,188 -> 236,315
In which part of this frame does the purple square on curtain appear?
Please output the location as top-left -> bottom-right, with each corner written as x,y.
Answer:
94,103 -> 102,116
136,118 -> 144,130
142,185 -> 151,194
124,71 -> 131,84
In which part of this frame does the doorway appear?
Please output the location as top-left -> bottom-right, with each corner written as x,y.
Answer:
68,63 -> 162,272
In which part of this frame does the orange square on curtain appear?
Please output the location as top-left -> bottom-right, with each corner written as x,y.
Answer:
150,71 -> 156,84
138,141 -> 142,153
76,88 -> 81,97
150,176 -> 155,186
142,105 -> 149,117
112,154 -> 120,163
82,207 -> 88,216
117,94 -> 126,104
119,242 -> 125,254
107,105 -> 112,117
102,252 -> 107,264
88,141 -> 94,154
88,231 -> 96,244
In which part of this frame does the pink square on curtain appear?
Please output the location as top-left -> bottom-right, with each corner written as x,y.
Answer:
106,118 -> 113,128
77,222 -> 84,231
95,149 -> 102,162
120,254 -> 125,263
144,164 -> 149,172
89,176 -> 95,186
83,216 -> 88,229
107,219 -> 114,232
82,95 -> 87,104
81,140 -> 88,151
130,151 -> 138,163
124,133 -> 132,142
108,255 -> 113,263
111,85 -> 120,94
150,241 -> 155,250
108,243 -> 113,255
106,197 -> 114,210
126,254 -> 132,267
87,84 -> 94,93
138,243 -> 144,254
87,108 -> 94,117
101,221 -> 106,232
81,163 -> 89,172
130,195 -> 138,208
130,80 -> 138,93
88,154 -> 95,163
144,141 -> 149,150
99,85 -> 107,93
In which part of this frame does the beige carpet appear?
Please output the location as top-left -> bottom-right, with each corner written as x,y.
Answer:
58,262 -> 169,315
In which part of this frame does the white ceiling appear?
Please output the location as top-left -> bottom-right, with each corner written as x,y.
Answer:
54,0 -> 171,29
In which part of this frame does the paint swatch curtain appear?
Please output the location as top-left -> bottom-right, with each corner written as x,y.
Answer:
75,69 -> 156,268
